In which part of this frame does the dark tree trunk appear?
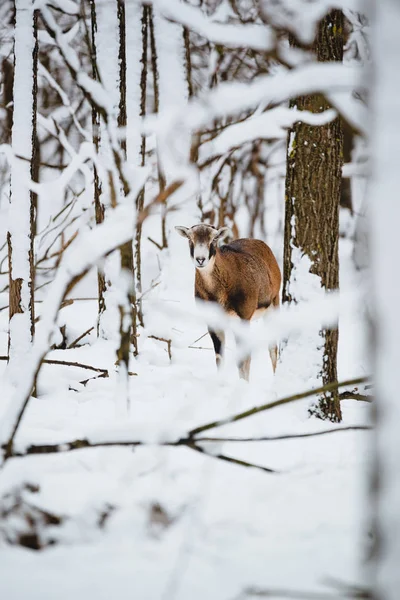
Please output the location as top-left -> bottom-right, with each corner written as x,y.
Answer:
341,123 -> 354,212
89,0 -> 107,332
148,6 -> 167,249
117,0 -> 138,359
134,4 -> 149,328
1,58 -> 14,144
283,10 -> 344,422
89,0 -> 137,359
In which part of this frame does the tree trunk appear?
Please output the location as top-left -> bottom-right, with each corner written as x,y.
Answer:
369,1 -> 400,596
126,2 -> 148,329
7,0 -> 37,385
117,0 -> 138,359
151,6 -> 189,248
282,10 -> 344,422
90,0 -> 137,358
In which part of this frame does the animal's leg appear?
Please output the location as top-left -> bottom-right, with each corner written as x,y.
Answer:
238,355 -> 251,381
234,318 -> 252,382
208,329 -> 225,369
269,345 -> 278,373
269,294 -> 280,373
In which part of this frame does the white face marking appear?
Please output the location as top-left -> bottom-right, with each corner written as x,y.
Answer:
193,242 -> 212,269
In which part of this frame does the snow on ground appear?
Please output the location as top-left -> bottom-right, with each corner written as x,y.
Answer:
0,211 -> 370,599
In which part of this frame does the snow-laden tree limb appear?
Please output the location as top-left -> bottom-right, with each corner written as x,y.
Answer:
149,0 -> 276,52
258,0 -> 363,45
150,286 -> 363,359
145,62 -> 366,149
34,0 -> 80,16
0,170 -> 148,461
201,107 -> 337,161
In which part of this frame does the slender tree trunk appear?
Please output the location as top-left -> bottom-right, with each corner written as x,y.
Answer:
1,57 -> 14,144
90,0 -> 136,376
126,2 -> 148,328
89,0 -> 107,332
117,0 -> 138,359
282,10 -> 344,422
7,0 -> 37,385
369,1 -> 400,596
151,6 -> 189,248
148,6 -> 167,248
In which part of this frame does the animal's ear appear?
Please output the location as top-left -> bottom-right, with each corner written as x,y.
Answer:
213,227 -> 233,244
175,226 -> 190,238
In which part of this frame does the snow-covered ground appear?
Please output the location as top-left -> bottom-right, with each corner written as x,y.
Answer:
0,208 -> 370,599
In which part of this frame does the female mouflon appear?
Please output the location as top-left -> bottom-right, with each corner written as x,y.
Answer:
175,223 -> 281,380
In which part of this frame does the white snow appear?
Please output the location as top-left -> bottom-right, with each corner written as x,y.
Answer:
0,200 -> 370,599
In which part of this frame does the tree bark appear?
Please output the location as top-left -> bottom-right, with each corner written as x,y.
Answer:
89,0 -> 107,332
117,0 -> 138,359
126,2 -> 148,329
283,10 -> 344,422
148,6 -> 167,249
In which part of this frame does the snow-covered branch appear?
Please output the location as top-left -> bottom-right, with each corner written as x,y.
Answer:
0,170 -> 148,460
149,0 -> 276,52
201,107 -> 337,161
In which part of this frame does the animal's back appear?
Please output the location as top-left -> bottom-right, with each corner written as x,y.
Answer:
220,238 -> 281,299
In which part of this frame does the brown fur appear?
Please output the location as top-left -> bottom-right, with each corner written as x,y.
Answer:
195,239 -> 281,319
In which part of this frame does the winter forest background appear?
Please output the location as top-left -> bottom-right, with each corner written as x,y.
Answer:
0,0 -> 399,598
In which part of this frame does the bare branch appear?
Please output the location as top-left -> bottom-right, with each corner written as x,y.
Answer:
188,376 -> 370,437
195,426 -> 371,444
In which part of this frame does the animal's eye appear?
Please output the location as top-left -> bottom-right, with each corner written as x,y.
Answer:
189,241 -> 194,257
209,243 -> 216,259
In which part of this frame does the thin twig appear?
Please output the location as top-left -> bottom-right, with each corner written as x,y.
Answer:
188,442 -> 278,473
242,586 -> 362,599
189,332 -> 208,346
137,180 -> 183,225
339,391 -> 372,402
188,346 -> 213,350
148,335 -> 172,361
43,359 -> 108,375
195,425 -> 371,444
4,437 -> 277,474
188,376 -> 370,437
0,355 -> 108,376
147,236 -> 163,250
68,326 -> 94,349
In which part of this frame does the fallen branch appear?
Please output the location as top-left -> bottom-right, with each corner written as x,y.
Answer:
4,437 -> 277,475
0,356 -> 108,377
43,359 -> 108,376
2,422 -> 372,474
188,376 -> 370,437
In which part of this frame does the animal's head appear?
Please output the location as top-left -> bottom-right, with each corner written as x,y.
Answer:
175,223 -> 232,270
